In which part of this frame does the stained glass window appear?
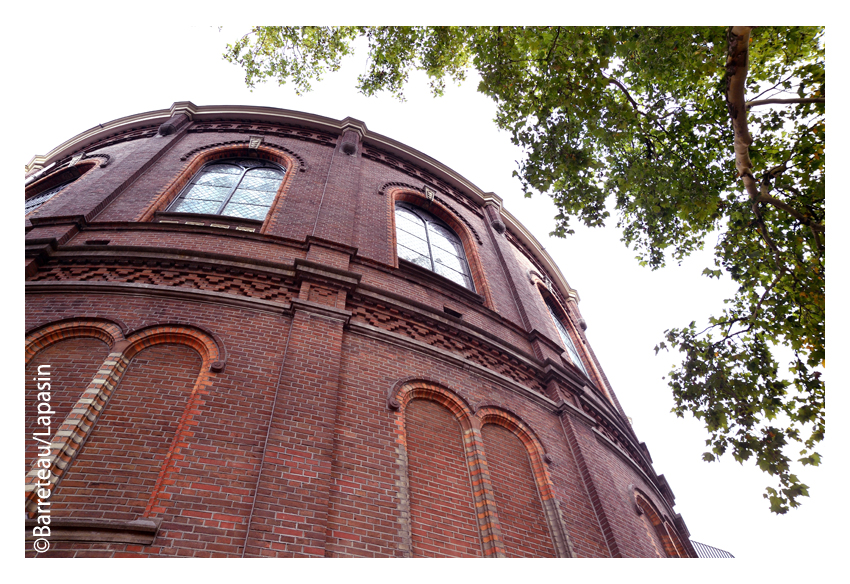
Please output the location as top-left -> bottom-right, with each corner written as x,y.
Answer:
545,299 -> 588,375
395,201 -> 474,291
168,160 -> 285,221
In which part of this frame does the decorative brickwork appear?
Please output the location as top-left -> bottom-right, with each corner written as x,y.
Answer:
30,257 -> 297,305
188,120 -> 337,147
362,145 -> 483,217
349,297 -> 544,394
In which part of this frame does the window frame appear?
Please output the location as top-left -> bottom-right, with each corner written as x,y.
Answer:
25,162 -> 96,217
394,201 -> 475,291
544,297 -> 588,375
166,159 -> 286,221
25,181 -> 72,215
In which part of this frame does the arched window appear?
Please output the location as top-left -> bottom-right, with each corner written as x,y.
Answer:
167,159 -> 285,221
25,181 -> 72,215
395,201 -> 474,290
545,298 -> 587,375
25,162 -> 96,216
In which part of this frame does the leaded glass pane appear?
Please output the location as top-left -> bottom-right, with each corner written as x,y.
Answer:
431,245 -> 465,274
168,159 -> 285,218
201,164 -> 242,175
182,184 -> 231,202
229,188 -> 276,207
246,167 -> 284,178
398,245 -> 431,269
171,198 -> 221,215
394,202 -> 474,291
396,227 -> 430,258
433,263 -> 471,288
428,223 -> 464,255
396,208 -> 427,238
239,160 -> 268,168
240,172 -> 283,192
25,182 -> 69,215
221,203 -> 269,221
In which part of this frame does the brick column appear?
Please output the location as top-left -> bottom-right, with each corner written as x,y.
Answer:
309,123 -> 365,248
242,246 -> 360,557
558,405 -> 621,558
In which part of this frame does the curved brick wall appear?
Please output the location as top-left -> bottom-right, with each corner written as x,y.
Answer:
24,102 -> 695,557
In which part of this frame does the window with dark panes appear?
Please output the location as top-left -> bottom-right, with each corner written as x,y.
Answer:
168,159 -> 285,221
395,201 -> 474,291
545,298 -> 588,375
25,181 -> 72,215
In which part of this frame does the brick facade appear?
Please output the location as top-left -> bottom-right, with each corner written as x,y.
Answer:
24,102 -> 696,557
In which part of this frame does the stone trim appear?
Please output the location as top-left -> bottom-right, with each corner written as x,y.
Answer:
24,517 -> 162,546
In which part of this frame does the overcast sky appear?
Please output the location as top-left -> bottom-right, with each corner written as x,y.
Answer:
12,14 -> 843,576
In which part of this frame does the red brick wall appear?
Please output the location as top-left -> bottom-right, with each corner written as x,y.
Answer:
481,423 -> 555,557
25,338 -> 110,472
49,344 -> 201,521
405,399 -> 482,557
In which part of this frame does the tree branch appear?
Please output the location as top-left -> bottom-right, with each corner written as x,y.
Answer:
746,97 -> 824,109
545,26 -> 561,64
725,26 -> 758,197
605,75 -> 643,113
754,192 -> 825,232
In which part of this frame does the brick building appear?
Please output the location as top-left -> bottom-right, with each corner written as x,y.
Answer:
24,101 -> 696,558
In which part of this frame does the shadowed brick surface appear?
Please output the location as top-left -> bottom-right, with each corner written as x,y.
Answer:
405,399 -> 482,557
25,338 -> 110,472
49,344 -> 200,521
482,423 -> 555,557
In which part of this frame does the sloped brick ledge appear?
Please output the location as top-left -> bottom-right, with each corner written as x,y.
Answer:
24,517 -> 162,545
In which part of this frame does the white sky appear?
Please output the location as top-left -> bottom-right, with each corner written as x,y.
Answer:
9,11 -> 845,579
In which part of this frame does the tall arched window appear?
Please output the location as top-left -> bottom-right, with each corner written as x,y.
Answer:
168,159 -> 285,221
545,298 -> 587,375
395,201 -> 474,290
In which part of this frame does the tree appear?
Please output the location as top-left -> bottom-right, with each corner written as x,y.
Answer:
224,26 -> 825,513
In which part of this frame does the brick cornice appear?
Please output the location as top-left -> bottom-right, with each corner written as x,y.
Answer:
290,297 -> 352,323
